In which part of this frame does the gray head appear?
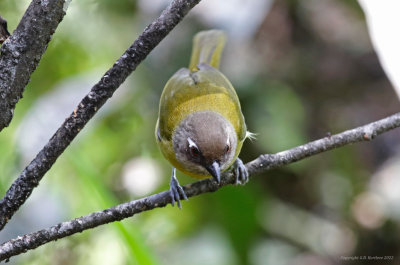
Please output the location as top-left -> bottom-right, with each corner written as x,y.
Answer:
173,110 -> 237,183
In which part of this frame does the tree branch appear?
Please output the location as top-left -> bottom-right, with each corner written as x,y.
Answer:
0,0 -> 201,231
0,112 -> 399,262
246,112 -> 400,175
0,0 -> 67,131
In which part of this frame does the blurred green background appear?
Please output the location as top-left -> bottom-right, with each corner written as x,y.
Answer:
1,0 -> 400,264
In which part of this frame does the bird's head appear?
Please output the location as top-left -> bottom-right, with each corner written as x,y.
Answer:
173,110 -> 237,183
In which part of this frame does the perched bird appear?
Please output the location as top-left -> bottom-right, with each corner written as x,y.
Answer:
156,30 -> 251,208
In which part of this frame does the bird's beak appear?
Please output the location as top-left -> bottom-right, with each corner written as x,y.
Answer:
206,161 -> 221,184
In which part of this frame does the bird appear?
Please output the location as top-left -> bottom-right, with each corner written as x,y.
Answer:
155,30 -> 252,208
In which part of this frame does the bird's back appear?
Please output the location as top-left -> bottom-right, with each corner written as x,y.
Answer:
158,64 -> 246,142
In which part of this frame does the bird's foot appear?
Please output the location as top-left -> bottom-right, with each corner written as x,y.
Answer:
233,158 -> 249,185
169,168 -> 188,209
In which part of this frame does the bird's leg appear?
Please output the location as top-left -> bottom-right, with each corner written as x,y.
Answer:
169,167 -> 188,209
233,158 -> 249,185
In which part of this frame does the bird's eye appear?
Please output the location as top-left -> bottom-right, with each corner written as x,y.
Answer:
225,144 -> 230,154
190,146 -> 200,157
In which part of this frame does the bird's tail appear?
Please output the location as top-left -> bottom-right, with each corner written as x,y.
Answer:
189,30 -> 226,71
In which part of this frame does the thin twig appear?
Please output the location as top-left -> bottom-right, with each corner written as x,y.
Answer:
0,112 -> 399,262
0,0 -> 67,130
246,112 -> 400,175
0,0 -> 201,232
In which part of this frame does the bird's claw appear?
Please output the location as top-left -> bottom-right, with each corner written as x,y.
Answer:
233,158 -> 249,185
169,168 -> 188,209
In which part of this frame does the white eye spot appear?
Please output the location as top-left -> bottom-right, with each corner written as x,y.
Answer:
225,137 -> 231,154
187,137 -> 198,148
187,137 -> 200,158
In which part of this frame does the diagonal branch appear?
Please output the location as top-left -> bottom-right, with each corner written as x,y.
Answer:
0,112 -> 399,262
0,0 -> 202,232
0,0 -> 67,131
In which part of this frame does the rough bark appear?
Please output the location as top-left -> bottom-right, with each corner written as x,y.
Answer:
0,0 -> 67,130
